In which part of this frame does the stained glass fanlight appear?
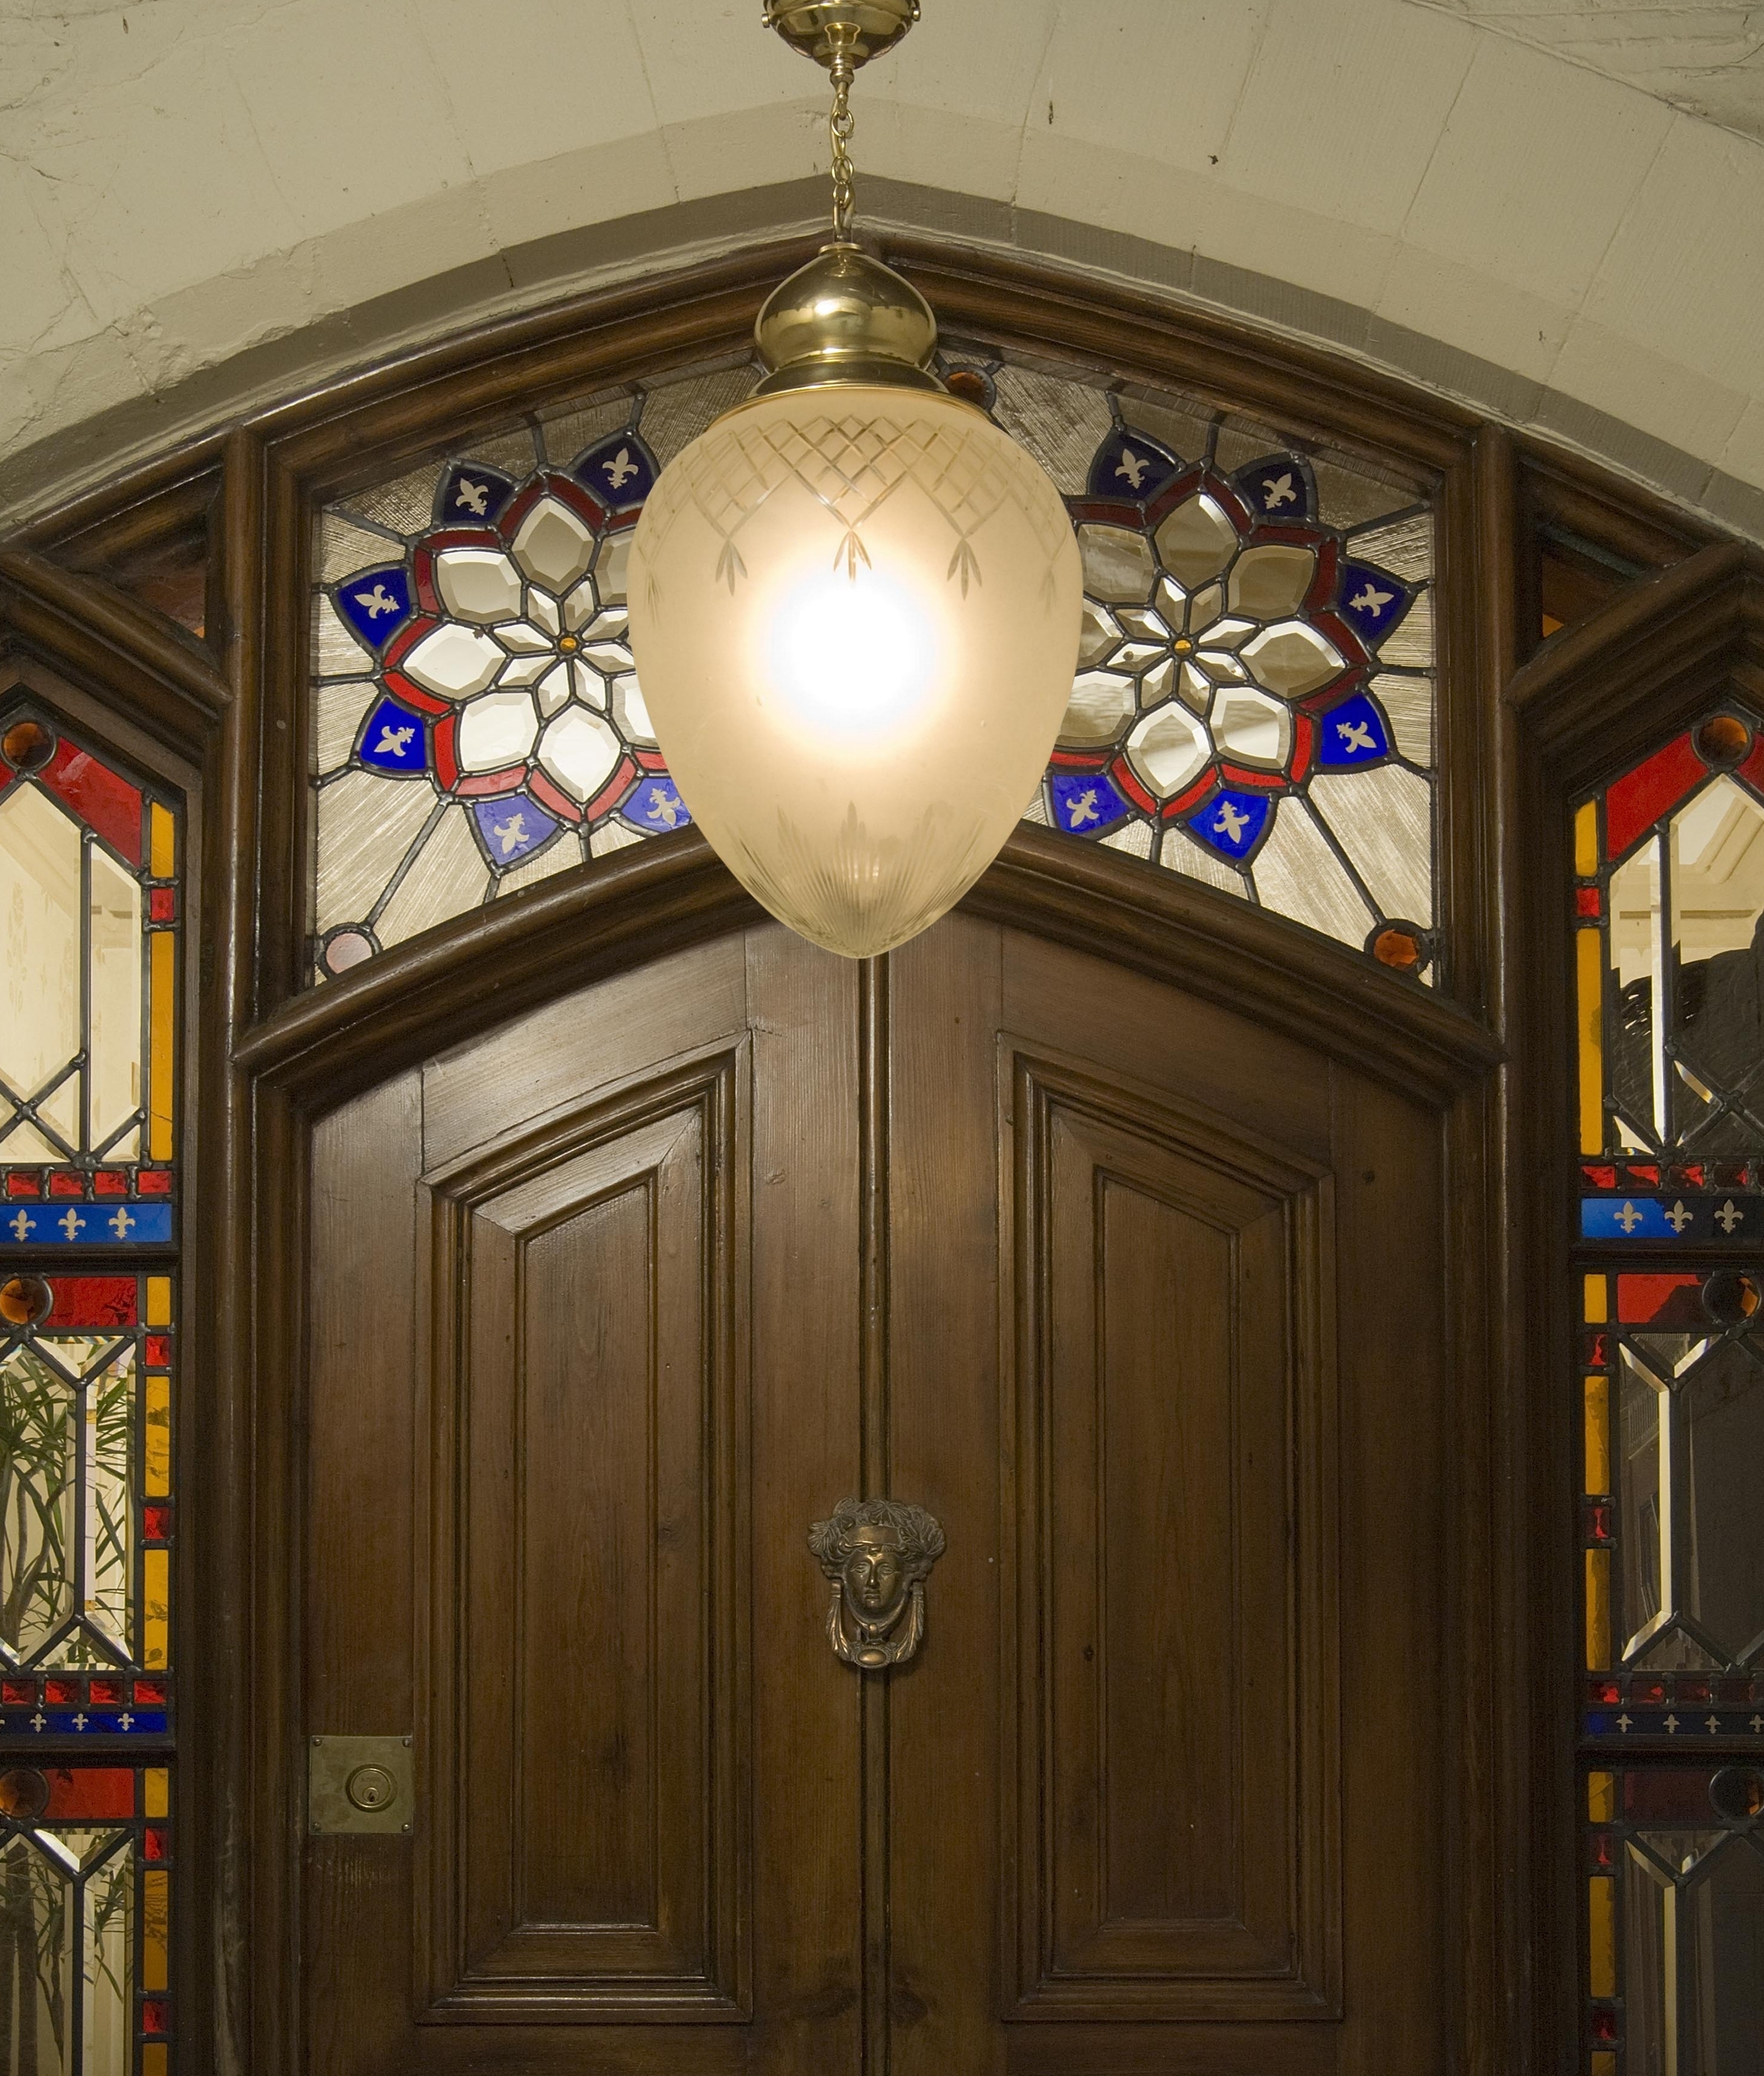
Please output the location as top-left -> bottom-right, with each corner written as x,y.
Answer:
626,1 -> 1083,958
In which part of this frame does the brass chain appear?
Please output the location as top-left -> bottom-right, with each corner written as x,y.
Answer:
829,48 -> 857,240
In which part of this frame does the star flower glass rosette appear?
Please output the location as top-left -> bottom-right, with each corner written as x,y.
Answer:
314,431 -> 691,977
1036,421 -> 1435,976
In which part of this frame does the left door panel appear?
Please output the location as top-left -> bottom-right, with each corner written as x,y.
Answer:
301,932 -> 863,2075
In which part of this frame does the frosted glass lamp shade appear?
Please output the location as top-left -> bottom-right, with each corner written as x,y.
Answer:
628,386 -> 1082,957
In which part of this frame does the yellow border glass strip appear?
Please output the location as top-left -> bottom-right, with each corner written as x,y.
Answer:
145,1375 -> 171,1496
1583,1273 -> 1608,1325
146,1275 -> 171,1328
148,929 -> 175,1161
1588,1771 -> 1616,1823
143,2049 -> 169,2076
1591,2055 -> 1616,2076
1574,799 -> 1599,878
1577,927 -> 1605,1155
142,1868 -> 170,1991
1584,1376 -> 1610,1495
143,1548 -> 169,1668
149,801 -> 176,880
1588,1875 -> 1616,1998
145,1768 -> 170,1819
1585,1548 -> 1611,1668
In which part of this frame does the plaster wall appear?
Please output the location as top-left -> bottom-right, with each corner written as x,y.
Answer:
3,0 -> 1761,532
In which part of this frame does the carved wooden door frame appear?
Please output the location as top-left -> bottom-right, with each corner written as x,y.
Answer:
2,228 -> 1750,2075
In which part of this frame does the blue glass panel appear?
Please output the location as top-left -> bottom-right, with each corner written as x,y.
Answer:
333,566 -> 414,651
572,432 -> 658,510
1086,426 -> 1181,504
1580,1193 -> 1762,1242
1,1202 -> 173,1247
1316,691 -> 1391,769
620,775 -> 692,833
1232,453 -> 1315,522
356,697 -> 430,776
1181,785 -> 1272,861
435,460 -> 517,528
470,792 -> 562,865
1048,769 -> 1132,835
1336,560 -> 1414,645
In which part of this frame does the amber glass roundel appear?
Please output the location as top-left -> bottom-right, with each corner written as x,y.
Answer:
628,386 -> 1083,958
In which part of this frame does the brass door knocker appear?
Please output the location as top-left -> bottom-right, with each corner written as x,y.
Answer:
808,1497 -> 945,1670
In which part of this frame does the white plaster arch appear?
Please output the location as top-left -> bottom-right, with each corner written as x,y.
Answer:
3,0 -> 1762,532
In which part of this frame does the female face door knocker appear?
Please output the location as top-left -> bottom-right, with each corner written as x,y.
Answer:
807,1498 -> 946,1670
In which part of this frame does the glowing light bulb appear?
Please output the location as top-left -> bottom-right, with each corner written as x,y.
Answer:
767,568 -> 937,744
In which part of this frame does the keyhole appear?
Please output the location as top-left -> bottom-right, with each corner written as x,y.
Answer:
346,1764 -> 396,1812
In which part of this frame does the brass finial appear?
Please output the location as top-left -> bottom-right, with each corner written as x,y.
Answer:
754,243 -> 941,396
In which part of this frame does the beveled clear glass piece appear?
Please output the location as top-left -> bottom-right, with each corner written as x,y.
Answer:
1124,702 -> 1210,799
492,618 -> 555,655
537,706 -> 622,803
1239,620 -> 1345,697
1210,686 -> 1290,769
1607,838 -> 1666,1146
1227,543 -> 1315,618
403,623 -> 504,700
1153,495 -> 1236,587
610,674 -> 657,749
527,586 -> 564,637
1058,671 -> 1137,748
1077,525 -> 1156,603
510,496 -> 597,594
1077,600 -> 1121,667
0,784 -> 81,1126
433,548 -> 522,625
457,690 -> 540,772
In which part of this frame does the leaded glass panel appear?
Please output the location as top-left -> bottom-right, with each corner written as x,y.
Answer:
307,351 -> 1437,982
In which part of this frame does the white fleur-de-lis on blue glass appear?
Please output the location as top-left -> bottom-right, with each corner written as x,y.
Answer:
454,478 -> 489,515
491,811 -> 529,858
1213,800 -> 1250,843
1115,448 -> 1152,491
58,1210 -> 85,1239
1067,786 -> 1101,827
354,582 -> 399,619
1260,471 -> 1297,509
118,1711 -> 134,1730
1716,1199 -> 1743,1232
646,784 -> 685,829
1614,1201 -> 1643,1233
109,1208 -> 135,1238
603,448 -> 640,491
1665,1200 -> 1692,1232
374,725 -> 415,757
1348,580 -> 1394,617
1336,718 -> 1376,754
8,1211 -> 33,1241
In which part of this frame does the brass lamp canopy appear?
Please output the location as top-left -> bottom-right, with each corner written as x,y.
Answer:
754,242 -> 940,396
763,0 -> 919,68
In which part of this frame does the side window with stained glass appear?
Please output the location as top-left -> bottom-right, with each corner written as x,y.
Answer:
308,353 -> 1436,983
1,704 -> 179,2075
1570,706 -> 1764,2072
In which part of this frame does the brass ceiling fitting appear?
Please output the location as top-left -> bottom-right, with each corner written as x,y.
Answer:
754,1 -> 942,399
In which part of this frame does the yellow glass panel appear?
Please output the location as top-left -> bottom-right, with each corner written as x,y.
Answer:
142,1868 -> 169,1991
1576,926 -> 1604,1155
1574,799 -> 1599,878
150,802 -> 176,880
144,1548 -> 168,1668
1588,1876 -> 1616,1998
1585,1548 -> 1611,1668
144,2049 -> 169,2076
1588,1771 -> 1616,1822
145,1768 -> 169,1819
1583,1273 -> 1608,1325
145,1375 -> 171,1496
1591,2057 -> 1616,2076
1584,1376 -> 1610,1494
148,929 -> 175,1160
146,1275 -> 171,1327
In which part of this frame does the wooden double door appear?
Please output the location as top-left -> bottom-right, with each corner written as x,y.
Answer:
300,912 -> 1450,2073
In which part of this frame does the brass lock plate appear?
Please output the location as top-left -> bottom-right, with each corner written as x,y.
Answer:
308,1734 -> 413,1835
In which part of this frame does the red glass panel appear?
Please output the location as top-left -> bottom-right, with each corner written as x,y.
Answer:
4,1173 -> 43,1198
1590,1829 -> 1615,1872
1588,1677 -> 1621,1704
1615,1273 -> 1702,1325
1582,1163 -> 1617,1190
138,1169 -> 173,1196
39,738 -> 143,866
1629,1676 -> 1668,1706
43,1275 -> 137,1327
144,1505 -> 171,1542
1,1680 -> 37,1706
1582,1330 -> 1609,1369
1576,885 -> 1602,917
47,1172 -> 86,1198
42,1677 -> 78,1705
1714,1161 -> 1751,1190
1666,1164 -> 1706,1190
1617,1164 -> 1660,1187
148,886 -> 176,922
144,1335 -> 170,1368
132,1679 -> 166,1706
41,1768 -> 135,1819
144,1827 -> 168,1862
1605,733 -> 1705,860
88,1679 -> 122,1705
1590,2007 -> 1619,2044
142,1998 -> 169,2036
93,1169 -> 128,1196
